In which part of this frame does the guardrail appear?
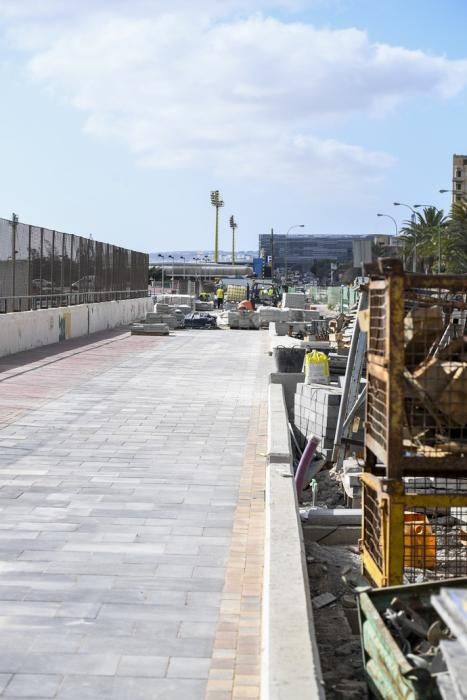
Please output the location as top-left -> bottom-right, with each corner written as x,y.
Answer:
0,290 -> 149,314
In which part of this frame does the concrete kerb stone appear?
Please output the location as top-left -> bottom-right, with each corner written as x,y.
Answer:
262,383 -> 325,700
267,384 -> 292,465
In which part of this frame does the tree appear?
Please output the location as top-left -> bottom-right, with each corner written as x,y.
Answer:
399,207 -> 449,272
447,201 -> 467,272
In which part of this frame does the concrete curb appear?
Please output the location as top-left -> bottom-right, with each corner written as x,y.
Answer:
262,383 -> 325,700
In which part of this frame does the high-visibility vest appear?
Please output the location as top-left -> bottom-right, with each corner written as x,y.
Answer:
216,288 -> 224,299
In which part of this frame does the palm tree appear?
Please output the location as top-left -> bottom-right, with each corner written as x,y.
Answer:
399,207 -> 449,272
447,201 -> 467,272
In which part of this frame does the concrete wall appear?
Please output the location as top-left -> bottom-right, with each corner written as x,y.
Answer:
0,297 -> 153,358
262,384 -> 325,700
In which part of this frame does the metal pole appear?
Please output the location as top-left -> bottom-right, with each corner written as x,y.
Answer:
231,224 -> 235,264
215,206 -> 219,263
438,228 -> 441,274
412,212 -> 417,272
270,228 -> 274,279
11,213 -> 18,308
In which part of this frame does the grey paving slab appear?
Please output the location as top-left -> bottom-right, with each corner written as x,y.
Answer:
0,329 -> 271,698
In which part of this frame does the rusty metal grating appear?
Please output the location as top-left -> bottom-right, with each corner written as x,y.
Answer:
403,286 -> 466,461
363,481 -> 383,572
366,374 -> 387,452
368,287 -> 386,357
403,476 -> 467,583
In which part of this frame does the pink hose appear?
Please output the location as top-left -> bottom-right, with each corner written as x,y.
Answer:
294,436 -> 320,501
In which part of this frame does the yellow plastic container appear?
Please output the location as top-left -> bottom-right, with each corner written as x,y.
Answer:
403,512 -> 436,570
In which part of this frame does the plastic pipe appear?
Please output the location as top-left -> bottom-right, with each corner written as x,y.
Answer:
294,436 -> 320,501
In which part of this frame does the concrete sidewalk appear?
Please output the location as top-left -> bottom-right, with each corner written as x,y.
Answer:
0,328 -> 270,699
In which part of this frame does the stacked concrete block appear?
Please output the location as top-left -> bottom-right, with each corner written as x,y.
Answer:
270,321 -> 289,336
130,322 -> 169,336
294,383 -> 342,459
156,294 -> 194,308
282,292 -> 305,309
195,300 -> 215,311
217,311 -> 260,330
146,311 -> 177,329
258,307 -> 288,327
341,457 -> 363,507
154,302 -> 170,313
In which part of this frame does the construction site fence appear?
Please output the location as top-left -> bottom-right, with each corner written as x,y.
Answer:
0,216 -> 148,313
306,285 -> 358,312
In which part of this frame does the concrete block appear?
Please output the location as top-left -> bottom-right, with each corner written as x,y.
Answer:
273,322 -> 289,336
282,293 -> 305,309
267,385 -> 292,465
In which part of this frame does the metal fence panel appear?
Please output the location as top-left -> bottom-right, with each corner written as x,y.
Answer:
0,216 -> 148,312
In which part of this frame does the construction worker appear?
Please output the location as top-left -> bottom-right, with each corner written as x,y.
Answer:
216,286 -> 224,309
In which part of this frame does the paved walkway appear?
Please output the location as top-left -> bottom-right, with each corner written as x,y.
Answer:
0,328 -> 270,699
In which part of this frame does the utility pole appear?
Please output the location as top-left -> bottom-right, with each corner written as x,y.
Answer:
11,212 -> 18,303
270,228 -> 274,280
229,215 -> 237,264
210,190 -> 224,263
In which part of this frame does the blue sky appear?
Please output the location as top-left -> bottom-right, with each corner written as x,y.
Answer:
0,0 -> 466,254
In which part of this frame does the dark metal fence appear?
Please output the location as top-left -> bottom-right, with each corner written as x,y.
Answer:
0,215 -> 148,312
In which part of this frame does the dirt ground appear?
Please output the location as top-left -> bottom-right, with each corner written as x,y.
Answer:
302,467 -> 368,699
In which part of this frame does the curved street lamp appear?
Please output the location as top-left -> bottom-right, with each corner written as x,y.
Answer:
376,213 -> 398,237
167,255 -> 174,290
157,254 -> 165,292
284,224 -> 305,283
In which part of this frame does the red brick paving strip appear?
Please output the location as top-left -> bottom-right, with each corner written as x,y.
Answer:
206,375 -> 268,700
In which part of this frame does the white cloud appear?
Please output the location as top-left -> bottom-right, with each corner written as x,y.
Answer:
2,2 -> 467,185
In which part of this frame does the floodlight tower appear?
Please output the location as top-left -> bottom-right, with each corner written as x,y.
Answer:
229,215 -> 237,264
210,190 -> 224,263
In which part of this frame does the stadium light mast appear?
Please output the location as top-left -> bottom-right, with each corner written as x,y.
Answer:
229,215 -> 237,264
210,190 -> 224,263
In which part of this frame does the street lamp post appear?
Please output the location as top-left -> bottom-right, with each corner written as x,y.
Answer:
168,255 -> 174,290
284,224 -> 305,284
180,256 -> 186,293
229,215 -> 237,264
157,254 -> 165,292
376,213 -> 398,237
210,190 -> 224,263
394,202 -> 418,271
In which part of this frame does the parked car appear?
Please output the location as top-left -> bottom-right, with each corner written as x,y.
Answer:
71,275 -> 95,291
31,279 -> 52,292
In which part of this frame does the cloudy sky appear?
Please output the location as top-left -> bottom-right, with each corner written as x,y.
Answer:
1,0 -> 466,253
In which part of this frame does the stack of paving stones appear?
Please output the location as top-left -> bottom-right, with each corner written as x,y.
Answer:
341,457 -> 363,507
258,307 -> 289,327
130,322 -> 170,336
217,311 -> 261,330
282,292 -> 305,309
156,293 -> 194,308
294,383 -> 342,460
147,305 -> 184,330
194,300 -> 215,311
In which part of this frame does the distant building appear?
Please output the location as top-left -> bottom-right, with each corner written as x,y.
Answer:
452,154 -> 467,203
258,233 -> 356,273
